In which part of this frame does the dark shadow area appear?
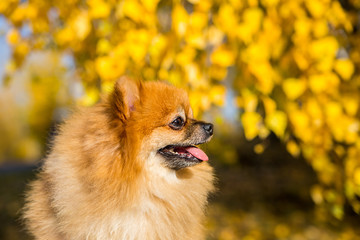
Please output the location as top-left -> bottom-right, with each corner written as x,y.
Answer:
0,163 -> 38,240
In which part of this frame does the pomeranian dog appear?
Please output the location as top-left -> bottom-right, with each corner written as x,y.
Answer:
23,77 -> 215,240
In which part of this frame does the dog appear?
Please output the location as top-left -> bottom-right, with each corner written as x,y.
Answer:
23,77 -> 215,240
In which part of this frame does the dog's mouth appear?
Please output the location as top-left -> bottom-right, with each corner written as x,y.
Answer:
158,145 -> 208,170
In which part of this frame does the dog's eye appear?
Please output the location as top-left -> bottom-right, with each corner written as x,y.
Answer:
169,117 -> 184,130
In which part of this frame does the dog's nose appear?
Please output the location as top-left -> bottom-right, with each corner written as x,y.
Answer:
203,123 -> 213,136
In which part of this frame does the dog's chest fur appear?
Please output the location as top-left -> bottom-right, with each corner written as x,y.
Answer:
25,152 -> 214,240
83,159 -> 213,240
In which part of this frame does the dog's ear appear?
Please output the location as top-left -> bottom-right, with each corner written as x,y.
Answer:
111,76 -> 140,121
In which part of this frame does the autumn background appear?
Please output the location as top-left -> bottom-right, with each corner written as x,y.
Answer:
1,0 -> 360,239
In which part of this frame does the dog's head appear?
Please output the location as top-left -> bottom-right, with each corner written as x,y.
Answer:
110,77 -> 213,170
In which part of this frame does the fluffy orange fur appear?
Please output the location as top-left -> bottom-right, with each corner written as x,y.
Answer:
23,77 -> 215,239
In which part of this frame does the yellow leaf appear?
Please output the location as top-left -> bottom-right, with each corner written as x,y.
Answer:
254,143 -> 265,154
305,98 -> 322,126
140,0 -> 160,12
262,97 -> 276,116
189,12 -> 208,30
149,34 -> 167,62
354,168 -> 360,185
293,49 -> 309,70
241,89 -> 258,112
259,125 -> 270,139
189,91 -> 210,115
236,7 -> 263,43
101,80 -> 115,94
325,101 -> 342,119
310,36 -> 338,60
308,75 -> 326,94
342,96 -> 358,116
289,109 -> 311,141
0,1 -> 10,13
95,56 -> 126,80
313,19 -> 328,38
228,0 -> 244,10
143,67 -> 155,80
158,68 -> 169,80
242,42 -> 269,63
196,0 -> 213,11
184,64 -> 200,86
55,27 -> 74,45
311,185 -> 324,204
185,32 -> 206,49
294,17 -> 311,37
168,70 -> 182,87
241,111 -> 262,140
216,4 -> 237,35
31,18 -> 49,33
262,0 -> 279,7
265,110 -> 287,138
175,46 -> 196,66
249,62 -> 274,94
113,43 -> 128,58
248,0 -> 259,7
14,41 -> 29,57
302,145 -> 314,160
10,3 -> 27,23
332,205 -> 344,220
6,28 -> 20,45
123,0 -> 144,23
282,78 -> 307,100
309,73 -> 339,94
78,88 -> 99,106
236,23 -> 253,44
262,18 -> 283,52
312,154 -> 330,172
334,145 -> 345,157
345,119 -> 359,144
96,38 -> 112,54
88,0 -> 111,19
71,11 -> 91,40
334,59 -> 354,81
243,7 -> 263,34
26,3 -> 38,20
211,45 -> 235,67
125,29 -> 151,64
305,0 -> 326,18
286,141 -> 300,157
210,85 -> 226,106
172,4 -> 188,36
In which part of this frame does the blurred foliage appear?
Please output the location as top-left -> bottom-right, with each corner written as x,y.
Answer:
1,0 -> 360,220
0,52 -> 72,162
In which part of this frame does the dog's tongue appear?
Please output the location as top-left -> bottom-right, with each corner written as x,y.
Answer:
185,147 -> 209,161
